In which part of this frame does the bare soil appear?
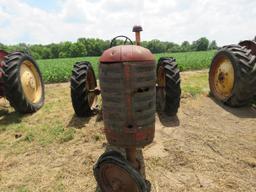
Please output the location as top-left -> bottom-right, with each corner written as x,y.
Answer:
0,71 -> 256,192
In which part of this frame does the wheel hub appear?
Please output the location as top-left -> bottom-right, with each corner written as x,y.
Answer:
100,163 -> 140,192
86,68 -> 98,110
156,66 -> 166,111
211,57 -> 235,99
157,66 -> 166,88
20,60 -> 42,103
24,71 -> 36,90
111,179 -> 122,191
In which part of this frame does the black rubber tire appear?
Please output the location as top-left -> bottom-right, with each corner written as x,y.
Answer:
94,151 -> 149,192
157,57 -> 181,116
70,61 -> 97,117
2,52 -> 44,113
209,45 -> 256,107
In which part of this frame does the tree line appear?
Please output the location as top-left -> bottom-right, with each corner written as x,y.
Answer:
0,37 -> 218,60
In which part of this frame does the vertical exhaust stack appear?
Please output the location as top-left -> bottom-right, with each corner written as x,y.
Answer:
133,25 -> 143,46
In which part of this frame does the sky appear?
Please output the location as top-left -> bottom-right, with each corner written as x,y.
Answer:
0,0 -> 255,46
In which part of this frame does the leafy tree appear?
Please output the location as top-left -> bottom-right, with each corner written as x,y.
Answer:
147,39 -> 166,53
209,40 -> 218,50
49,44 -> 60,58
192,37 -> 209,51
0,43 -> 8,51
181,41 -> 191,52
165,42 -> 180,52
69,42 -> 85,57
59,41 -> 72,58
41,47 -> 51,59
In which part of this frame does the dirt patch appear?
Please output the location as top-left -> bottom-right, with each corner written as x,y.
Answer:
0,71 -> 255,192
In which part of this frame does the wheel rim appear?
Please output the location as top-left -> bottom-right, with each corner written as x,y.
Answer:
99,163 -> 140,192
20,60 -> 42,103
86,68 -> 98,110
210,55 -> 235,100
157,65 -> 166,111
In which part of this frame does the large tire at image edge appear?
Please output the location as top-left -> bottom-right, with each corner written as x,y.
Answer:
209,45 -> 256,107
3,52 -> 45,113
71,61 -> 97,117
156,57 -> 181,116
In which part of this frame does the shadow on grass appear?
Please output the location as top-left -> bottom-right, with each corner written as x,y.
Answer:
157,111 -> 180,127
67,114 -> 90,129
0,110 -> 23,126
67,110 -> 103,129
210,96 -> 256,118
0,108 -> 8,116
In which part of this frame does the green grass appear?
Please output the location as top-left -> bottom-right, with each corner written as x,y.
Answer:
17,186 -> 30,192
181,73 -> 209,97
0,84 -> 78,154
37,50 -> 216,83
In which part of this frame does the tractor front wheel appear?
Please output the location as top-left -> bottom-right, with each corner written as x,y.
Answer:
3,52 -> 44,113
94,151 -> 149,192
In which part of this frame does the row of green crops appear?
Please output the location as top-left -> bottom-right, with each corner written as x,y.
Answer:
37,50 -> 216,83
37,56 -> 98,83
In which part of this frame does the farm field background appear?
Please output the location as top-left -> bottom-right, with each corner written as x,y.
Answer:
37,50 -> 216,83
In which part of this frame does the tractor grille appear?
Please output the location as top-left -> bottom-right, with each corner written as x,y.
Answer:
99,61 -> 156,147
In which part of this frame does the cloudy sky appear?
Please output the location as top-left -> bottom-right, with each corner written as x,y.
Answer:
0,0 -> 255,46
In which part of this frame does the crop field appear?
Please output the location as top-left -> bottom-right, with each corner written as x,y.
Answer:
37,50 -> 216,83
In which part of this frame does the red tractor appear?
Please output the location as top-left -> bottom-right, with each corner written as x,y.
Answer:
70,28 -> 181,118
70,26 -> 181,191
209,38 -> 256,106
0,50 -> 44,113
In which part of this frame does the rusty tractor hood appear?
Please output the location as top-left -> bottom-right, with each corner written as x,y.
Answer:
99,45 -> 155,63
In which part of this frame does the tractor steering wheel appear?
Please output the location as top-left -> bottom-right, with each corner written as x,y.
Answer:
110,35 -> 133,48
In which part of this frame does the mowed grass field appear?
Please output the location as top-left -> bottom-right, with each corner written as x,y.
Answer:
37,50 -> 216,83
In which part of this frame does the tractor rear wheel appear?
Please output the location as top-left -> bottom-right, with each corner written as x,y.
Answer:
71,61 -> 98,117
156,57 -> 181,116
209,45 -> 256,106
3,52 -> 44,113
